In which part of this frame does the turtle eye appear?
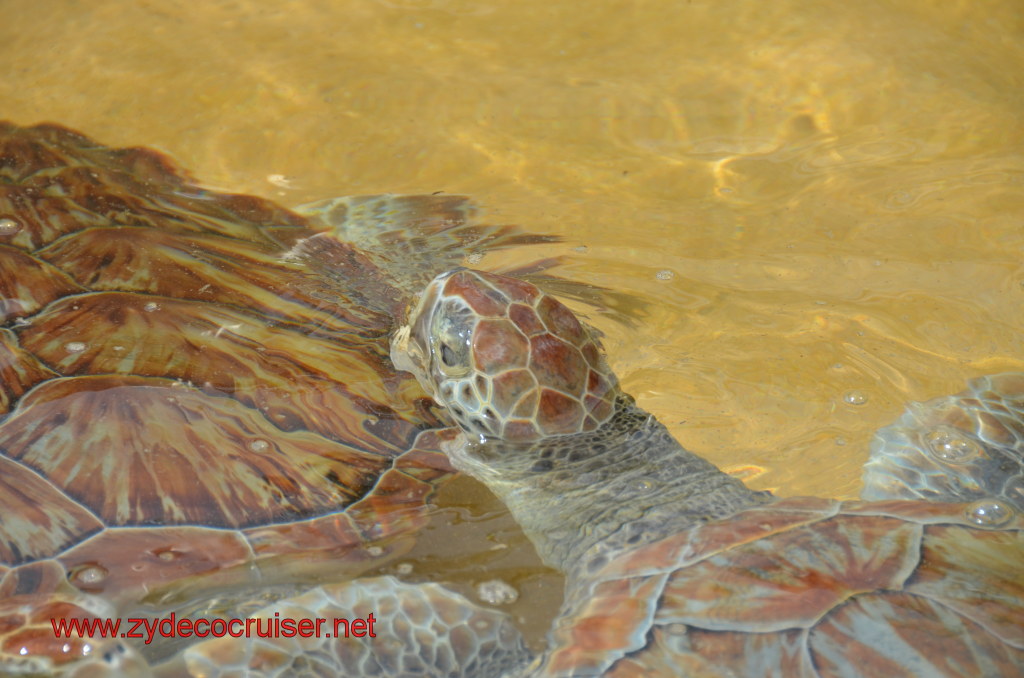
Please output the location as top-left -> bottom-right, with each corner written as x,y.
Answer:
439,343 -> 458,367
431,306 -> 472,378
434,334 -> 470,377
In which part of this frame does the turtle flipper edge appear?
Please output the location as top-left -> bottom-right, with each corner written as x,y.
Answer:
863,373 -> 1024,511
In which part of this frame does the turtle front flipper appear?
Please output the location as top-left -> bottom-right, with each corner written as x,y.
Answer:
862,373 -> 1024,511
296,194 -> 648,328
297,194 -> 559,301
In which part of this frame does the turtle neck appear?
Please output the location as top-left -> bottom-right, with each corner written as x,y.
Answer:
442,395 -> 773,577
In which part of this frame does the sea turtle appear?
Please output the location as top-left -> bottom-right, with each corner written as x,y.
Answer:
381,269 -> 1023,677
0,121 -> 598,676
180,270 -> 1023,677
3,121 -> 1021,677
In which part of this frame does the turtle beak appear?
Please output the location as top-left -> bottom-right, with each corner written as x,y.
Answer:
389,324 -> 420,376
390,270 -> 454,393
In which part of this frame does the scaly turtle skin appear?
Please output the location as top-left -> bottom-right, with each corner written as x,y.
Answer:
390,269 -> 1024,677
0,122 -> 581,675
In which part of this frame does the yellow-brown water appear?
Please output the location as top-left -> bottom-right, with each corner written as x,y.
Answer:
3,0 -> 1023,657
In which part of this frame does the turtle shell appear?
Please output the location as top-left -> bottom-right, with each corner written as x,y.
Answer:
535,496 -> 1024,677
0,121 -> 560,674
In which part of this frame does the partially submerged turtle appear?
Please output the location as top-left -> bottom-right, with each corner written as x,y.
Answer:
383,270 -> 1022,676
3,122 -> 1021,677
183,270 -> 1023,677
0,122 -> 587,675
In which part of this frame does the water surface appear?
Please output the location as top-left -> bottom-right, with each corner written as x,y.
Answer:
2,0 -> 1022,650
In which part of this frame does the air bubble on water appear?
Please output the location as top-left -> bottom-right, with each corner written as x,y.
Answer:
65,342 -> 87,353
143,302 -> 160,312
366,546 -> 384,557
466,252 -> 484,265
0,218 -> 20,235
248,439 -> 271,453
73,564 -> 109,585
924,428 -> 982,463
476,579 -> 519,605
835,436 -> 847,446
573,245 -> 589,254
843,390 -> 868,406
966,500 -> 1013,527
630,476 -> 656,493
395,562 -> 413,575
655,269 -> 675,281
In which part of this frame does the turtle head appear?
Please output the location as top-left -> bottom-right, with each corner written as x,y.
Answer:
392,269 -> 620,443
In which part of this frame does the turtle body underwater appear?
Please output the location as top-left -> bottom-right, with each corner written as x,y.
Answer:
0,123 -> 1022,677
0,121 -> 556,676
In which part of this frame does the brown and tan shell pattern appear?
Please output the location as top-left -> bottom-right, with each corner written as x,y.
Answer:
0,121 -> 553,674
537,496 -> 1024,677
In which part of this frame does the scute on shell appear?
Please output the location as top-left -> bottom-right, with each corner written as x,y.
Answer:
1,375 -> 386,532
0,245 -> 84,323
37,225 -> 389,333
16,291 -> 415,451
0,327 -> 57,413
